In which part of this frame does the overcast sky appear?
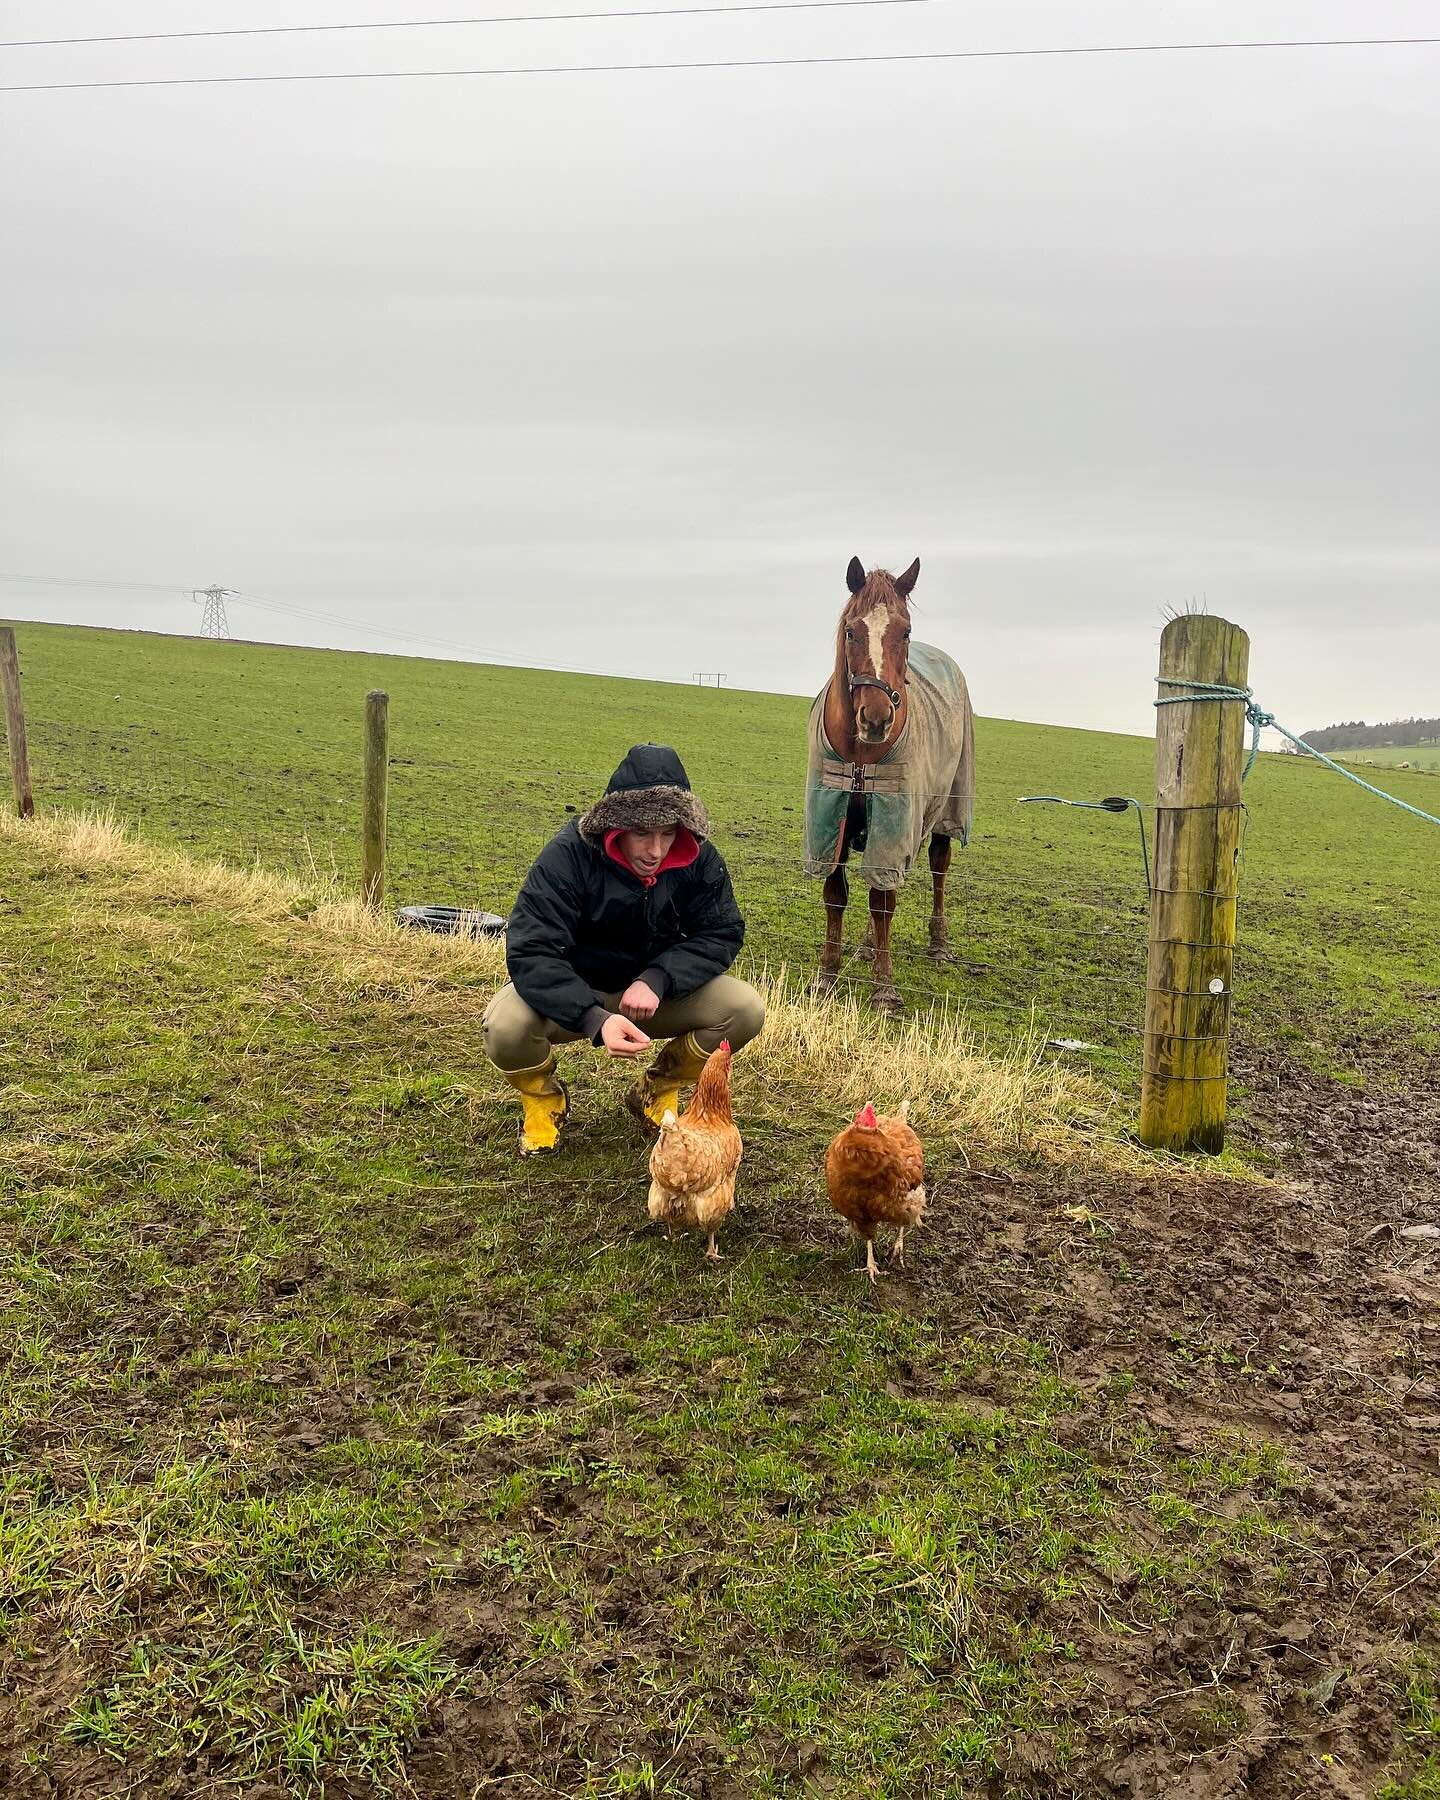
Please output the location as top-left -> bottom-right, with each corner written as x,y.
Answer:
2,0 -> 1437,735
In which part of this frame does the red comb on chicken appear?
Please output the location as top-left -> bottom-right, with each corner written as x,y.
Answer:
825,1100 -> 925,1283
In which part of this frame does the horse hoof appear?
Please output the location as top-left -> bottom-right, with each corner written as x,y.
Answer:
871,987 -> 904,1015
926,945 -> 958,967
855,942 -> 876,963
814,969 -> 838,997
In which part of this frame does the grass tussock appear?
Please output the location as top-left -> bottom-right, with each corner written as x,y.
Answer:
3,807 -> 506,975
743,965 -> 1126,1164
6,806 -> 1138,1167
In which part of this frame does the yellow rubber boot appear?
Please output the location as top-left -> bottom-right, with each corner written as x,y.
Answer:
627,1032 -> 712,1132
502,1056 -> 570,1156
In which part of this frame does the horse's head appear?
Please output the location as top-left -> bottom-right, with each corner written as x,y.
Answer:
838,555 -> 919,745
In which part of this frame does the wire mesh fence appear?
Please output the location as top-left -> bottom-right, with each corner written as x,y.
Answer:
10,630 -> 1436,1132
25,659 -> 1409,1104
22,703 -> 1164,1088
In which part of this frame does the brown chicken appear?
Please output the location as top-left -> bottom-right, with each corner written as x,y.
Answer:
647,1040 -> 742,1261
825,1101 -> 926,1281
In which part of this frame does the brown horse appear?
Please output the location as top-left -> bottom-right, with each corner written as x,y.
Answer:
805,556 -> 975,1012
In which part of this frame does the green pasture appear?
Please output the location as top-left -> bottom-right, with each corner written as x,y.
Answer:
8,621 -> 1438,1083
1335,743 -> 1440,776
4,622 -> 1439,1794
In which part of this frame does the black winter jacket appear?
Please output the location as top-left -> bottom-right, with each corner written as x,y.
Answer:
504,819 -> 745,1034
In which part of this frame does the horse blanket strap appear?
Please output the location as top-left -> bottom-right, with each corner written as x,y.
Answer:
817,761 -> 911,796
804,640 -> 974,892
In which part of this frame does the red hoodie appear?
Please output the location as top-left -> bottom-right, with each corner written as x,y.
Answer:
604,827 -> 700,888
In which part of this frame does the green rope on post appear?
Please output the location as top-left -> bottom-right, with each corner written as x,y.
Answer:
1156,678 -> 1440,826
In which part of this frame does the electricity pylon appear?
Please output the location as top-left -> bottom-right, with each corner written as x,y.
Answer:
192,587 -> 234,639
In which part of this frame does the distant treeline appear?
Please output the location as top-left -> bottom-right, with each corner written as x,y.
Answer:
1293,717 -> 1440,752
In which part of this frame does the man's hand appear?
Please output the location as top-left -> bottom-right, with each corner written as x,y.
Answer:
619,980 -> 662,1023
600,1013 -> 652,1058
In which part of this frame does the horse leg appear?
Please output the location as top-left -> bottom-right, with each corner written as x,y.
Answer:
927,833 -> 955,963
816,862 -> 849,994
868,887 -> 902,1013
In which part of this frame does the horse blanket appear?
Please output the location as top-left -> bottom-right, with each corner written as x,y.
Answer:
804,640 -> 974,892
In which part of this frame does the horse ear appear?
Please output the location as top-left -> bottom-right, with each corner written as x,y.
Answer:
845,556 -> 866,596
894,558 -> 920,597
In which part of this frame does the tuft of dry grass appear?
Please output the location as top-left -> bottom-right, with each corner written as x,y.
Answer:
5,808 -> 1150,1168
2,808 -> 506,980
742,965 -> 1134,1164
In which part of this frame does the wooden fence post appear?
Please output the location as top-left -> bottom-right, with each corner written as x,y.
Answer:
0,626 -> 35,819
361,689 -> 389,909
1140,614 -> 1250,1154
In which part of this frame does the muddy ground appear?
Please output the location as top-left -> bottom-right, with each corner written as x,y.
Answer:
8,1054 -> 1438,1800
918,1051 -> 1440,1797
393,1055 -> 1440,1799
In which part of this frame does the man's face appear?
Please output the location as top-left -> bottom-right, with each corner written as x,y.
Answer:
618,826 -> 677,877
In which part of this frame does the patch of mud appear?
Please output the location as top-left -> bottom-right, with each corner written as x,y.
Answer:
887,1050 -> 1440,1794
6,1049 -> 1437,1798
401,1053 -> 1440,1798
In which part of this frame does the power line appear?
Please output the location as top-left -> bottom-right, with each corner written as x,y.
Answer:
0,572 -> 185,594
2,36 -> 1435,94
233,588 -> 674,682
0,571 -> 684,686
0,0 -> 932,51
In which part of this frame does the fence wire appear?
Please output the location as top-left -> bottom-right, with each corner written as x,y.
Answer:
18,715 -> 1161,1082
20,701 -> 1350,1095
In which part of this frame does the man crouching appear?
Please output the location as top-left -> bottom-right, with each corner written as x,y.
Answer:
483,744 -> 765,1155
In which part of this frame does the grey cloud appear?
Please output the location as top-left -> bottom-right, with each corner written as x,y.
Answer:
2,0 -> 1437,735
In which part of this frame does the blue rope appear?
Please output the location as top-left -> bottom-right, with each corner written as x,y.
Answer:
1156,678 -> 1440,826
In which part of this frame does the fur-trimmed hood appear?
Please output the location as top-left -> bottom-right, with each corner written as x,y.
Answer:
579,745 -> 711,843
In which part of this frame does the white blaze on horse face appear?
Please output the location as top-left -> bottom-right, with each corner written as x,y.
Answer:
850,601 -> 899,743
862,604 -> 890,684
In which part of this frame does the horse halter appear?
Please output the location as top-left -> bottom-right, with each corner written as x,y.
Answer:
848,672 -> 904,708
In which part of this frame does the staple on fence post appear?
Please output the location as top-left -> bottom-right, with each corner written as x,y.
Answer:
361,689 -> 389,910
0,625 -> 35,820
1140,614 -> 1250,1154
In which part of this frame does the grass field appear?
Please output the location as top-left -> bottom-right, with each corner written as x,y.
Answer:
8,621 -> 1440,1092
5,810 -> 1440,1797
1335,744 -> 1440,777
4,623 -> 1440,1795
